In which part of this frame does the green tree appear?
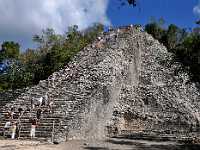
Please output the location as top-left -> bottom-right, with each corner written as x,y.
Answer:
0,60 -> 33,90
20,49 -> 38,64
0,41 -> 20,61
33,28 -> 64,56
166,24 -> 186,50
145,20 -> 166,40
173,33 -> 200,82
0,23 -> 104,90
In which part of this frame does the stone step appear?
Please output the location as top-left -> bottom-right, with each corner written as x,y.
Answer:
0,120 -> 63,128
19,122 -> 61,126
20,126 -> 54,131
19,131 -> 52,138
0,117 -> 62,124
22,120 -> 60,123
18,137 -> 47,141
20,115 -> 62,119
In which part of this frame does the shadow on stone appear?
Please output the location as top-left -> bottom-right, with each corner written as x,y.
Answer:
1,145 -> 16,150
113,134 -> 175,142
134,144 -> 200,150
106,137 -> 200,150
106,139 -> 143,146
83,146 -> 109,150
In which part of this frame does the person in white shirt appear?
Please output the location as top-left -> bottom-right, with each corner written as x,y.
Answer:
4,121 -> 11,137
4,121 -> 11,129
38,97 -> 43,107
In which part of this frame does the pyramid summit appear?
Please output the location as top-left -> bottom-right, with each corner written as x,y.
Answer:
0,25 -> 199,142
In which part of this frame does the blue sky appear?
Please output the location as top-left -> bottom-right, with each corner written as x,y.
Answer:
0,0 -> 199,50
108,0 -> 199,28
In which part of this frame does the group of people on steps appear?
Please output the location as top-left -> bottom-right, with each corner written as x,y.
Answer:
3,106 -> 23,139
3,93 -> 54,139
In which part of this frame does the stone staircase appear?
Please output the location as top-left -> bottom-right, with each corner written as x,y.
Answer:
0,96 -> 69,141
0,57 -> 94,141
0,89 -> 26,111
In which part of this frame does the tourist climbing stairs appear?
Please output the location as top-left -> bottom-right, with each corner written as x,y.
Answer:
0,88 -> 64,140
18,111 -> 62,140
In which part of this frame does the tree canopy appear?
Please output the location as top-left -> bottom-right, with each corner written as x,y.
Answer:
0,24 -> 104,91
0,41 -> 20,61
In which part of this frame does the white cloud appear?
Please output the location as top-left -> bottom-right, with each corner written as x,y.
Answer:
0,0 -> 110,49
193,0 -> 200,18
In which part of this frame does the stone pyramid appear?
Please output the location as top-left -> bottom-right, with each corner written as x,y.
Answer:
0,26 -> 199,142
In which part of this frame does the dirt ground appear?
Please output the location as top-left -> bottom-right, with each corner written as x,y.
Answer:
0,138 -> 200,150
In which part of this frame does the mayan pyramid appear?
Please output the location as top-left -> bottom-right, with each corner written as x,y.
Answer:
0,26 -> 199,142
